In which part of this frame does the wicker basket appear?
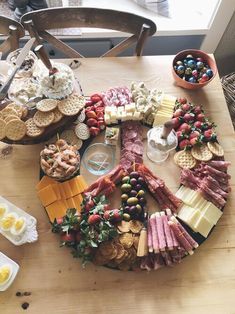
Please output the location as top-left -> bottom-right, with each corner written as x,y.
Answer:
221,72 -> 235,129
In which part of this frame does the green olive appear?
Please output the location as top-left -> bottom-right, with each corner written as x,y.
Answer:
127,197 -> 138,206
122,176 -> 130,184
121,194 -> 129,202
121,183 -> 132,193
123,213 -> 131,221
137,190 -> 145,197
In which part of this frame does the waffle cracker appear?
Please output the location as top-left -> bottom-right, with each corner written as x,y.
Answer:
33,111 -> 54,127
207,142 -> 224,157
75,123 -> 90,140
174,150 -> 197,169
25,118 -> 45,137
58,94 -> 85,116
36,99 -> 58,112
52,108 -> 64,123
0,118 -> 6,140
5,119 -> 26,140
60,129 -> 82,149
191,144 -> 213,161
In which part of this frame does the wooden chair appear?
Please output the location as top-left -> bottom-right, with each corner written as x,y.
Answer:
21,7 -> 157,58
0,16 -> 25,56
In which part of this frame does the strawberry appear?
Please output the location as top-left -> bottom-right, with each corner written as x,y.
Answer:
176,130 -> 185,141
103,204 -> 111,211
178,123 -> 191,133
171,117 -> 181,129
86,111 -> 97,119
89,127 -> 100,137
190,137 -> 199,146
93,101 -> 103,108
97,120 -> 105,130
203,129 -> 214,140
85,106 -> 94,113
193,105 -> 202,115
103,210 -> 111,220
178,97 -> 187,104
86,118 -> 98,127
189,130 -> 200,139
85,100 -> 93,107
196,113 -> 205,122
90,94 -> 102,103
61,232 -> 75,243
183,113 -> 195,123
173,109 -> 183,118
88,214 -> 101,225
194,121 -> 203,129
56,217 -> 63,225
182,103 -> 191,112
109,209 -> 122,222
179,139 -> 191,149
84,199 -> 95,212
96,111 -> 104,119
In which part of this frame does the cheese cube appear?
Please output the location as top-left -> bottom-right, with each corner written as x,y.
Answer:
104,113 -> 111,125
117,107 -> 124,119
125,103 -> 136,113
133,111 -> 141,120
105,107 -> 112,114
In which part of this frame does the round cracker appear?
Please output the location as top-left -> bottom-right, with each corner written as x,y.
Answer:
174,150 -> 197,169
7,102 -> 23,118
4,115 -> 20,123
52,108 -> 64,123
33,110 -> 54,127
58,94 -> 85,116
191,144 -> 213,161
60,129 -> 82,149
5,119 -> 26,141
25,118 -> 45,137
74,123 -> 90,140
207,141 -> 224,157
117,221 -> 130,233
21,106 -> 28,119
119,233 -> 134,249
1,107 -> 18,118
36,99 -> 58,112
0,118 -> 6,140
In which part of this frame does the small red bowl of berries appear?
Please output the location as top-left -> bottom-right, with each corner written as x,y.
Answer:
172,49 -> 217,90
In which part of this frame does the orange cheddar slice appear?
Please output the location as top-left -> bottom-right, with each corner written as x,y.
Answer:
73,194 -> 83,212
36,176 -> 55,191
37,185 -> 58,207
68,177 -> 81,196
67,198 -> 76,209
58,184 -> 67,200
46,200 -> 67,222
61,199 -> 69,210
61,181 -> 73,199
51,183 -> 61,200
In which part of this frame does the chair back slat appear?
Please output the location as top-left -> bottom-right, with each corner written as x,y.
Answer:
21,7 -> 156,57
0,16 -> 25,55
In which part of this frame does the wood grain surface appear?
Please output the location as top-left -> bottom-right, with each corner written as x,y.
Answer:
0,56 -> 234,314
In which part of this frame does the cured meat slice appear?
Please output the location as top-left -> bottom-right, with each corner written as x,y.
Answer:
156,214 -> 166,251
149,215 -> 159,253
162,214 -> 174,250
168,221 -> 194,255
205,176 -> 228,198
199,183 -> 226,209
208,160 -> 231,171
205,165 -> 231,180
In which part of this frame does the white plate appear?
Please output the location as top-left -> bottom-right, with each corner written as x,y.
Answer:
0,252 -> 19,291
0,196 -> 38,246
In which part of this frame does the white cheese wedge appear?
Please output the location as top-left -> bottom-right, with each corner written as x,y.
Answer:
200,202 -> 222,225
193,215 -> 214,238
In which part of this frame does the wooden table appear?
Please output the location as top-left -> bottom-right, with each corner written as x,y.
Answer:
0,56 -> 234,314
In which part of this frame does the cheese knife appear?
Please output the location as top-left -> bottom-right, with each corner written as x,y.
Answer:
0,37 -> 36,101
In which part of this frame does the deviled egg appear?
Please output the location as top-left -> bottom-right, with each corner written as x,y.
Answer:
0,264 -> 12,286
0,212 -> 18,231
10,217 -> 27,236
0,203 -> 8,219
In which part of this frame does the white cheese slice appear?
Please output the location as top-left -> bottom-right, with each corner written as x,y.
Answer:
186,209 -> 201,232
193,215 -> 214,238
196,199 -> 208,212
201,202 -> 222,225
177,205 -> 195,223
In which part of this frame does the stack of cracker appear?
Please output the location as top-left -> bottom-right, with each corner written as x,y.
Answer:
174,142 -> 224,169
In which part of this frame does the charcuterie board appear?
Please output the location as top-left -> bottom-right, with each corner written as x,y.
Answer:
35,85 -> 230,271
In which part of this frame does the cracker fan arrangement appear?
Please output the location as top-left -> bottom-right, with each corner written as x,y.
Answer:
0,51 -> 231,276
